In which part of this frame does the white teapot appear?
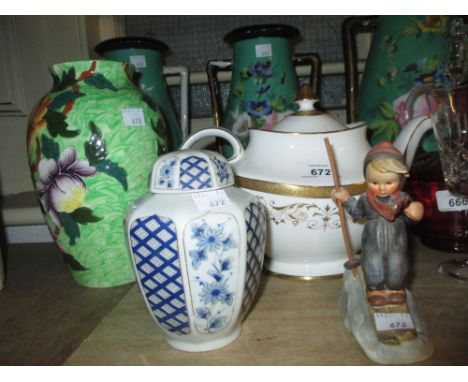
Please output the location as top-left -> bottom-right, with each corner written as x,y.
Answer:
181,90 -> 432,278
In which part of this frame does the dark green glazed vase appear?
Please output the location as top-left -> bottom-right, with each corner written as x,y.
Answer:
95,37 -> 188,151
357,15 -> 451,152
221,24 -> 300,155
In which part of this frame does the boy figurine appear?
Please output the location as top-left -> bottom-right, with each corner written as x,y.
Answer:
332,141 -> 424,307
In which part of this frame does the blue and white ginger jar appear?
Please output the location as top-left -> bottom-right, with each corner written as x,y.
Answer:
125,146 -> 266,352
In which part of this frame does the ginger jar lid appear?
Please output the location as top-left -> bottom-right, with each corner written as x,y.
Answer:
149,149 -> 235,194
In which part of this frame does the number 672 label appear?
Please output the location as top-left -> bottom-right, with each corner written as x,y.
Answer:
302,164 -> 332,179
192,190 -> 233,211
374,313 -> 414,332
436,190 -> 468,212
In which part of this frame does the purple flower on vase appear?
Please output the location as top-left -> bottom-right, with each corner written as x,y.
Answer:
248,61 -> 273,78
246,100 -> 272,118
36,147 -> 96,227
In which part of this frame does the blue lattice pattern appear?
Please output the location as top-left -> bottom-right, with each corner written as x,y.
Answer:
242,202 -> 266,314
180,155 -> 212,190
129,214 -> 191,335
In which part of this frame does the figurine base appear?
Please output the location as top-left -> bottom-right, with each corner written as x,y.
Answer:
339,267 -> 433,364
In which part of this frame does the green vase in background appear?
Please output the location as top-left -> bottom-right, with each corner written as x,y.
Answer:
357,15 -> 451,152
217,24 -> 300,156
95,37 -> 189,151
27,60 -> 168,287
357,16 -> 468,253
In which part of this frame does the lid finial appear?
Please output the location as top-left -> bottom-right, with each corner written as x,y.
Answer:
296,84 -> 318,101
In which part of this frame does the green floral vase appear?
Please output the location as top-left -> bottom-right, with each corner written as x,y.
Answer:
357,15 -> 451,153
357,16 -> 468,253
27,60 -> 168,287
222,24 -> 300,156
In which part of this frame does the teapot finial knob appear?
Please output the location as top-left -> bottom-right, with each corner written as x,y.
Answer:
293,84 -> 323,116
296,84 -> 318,101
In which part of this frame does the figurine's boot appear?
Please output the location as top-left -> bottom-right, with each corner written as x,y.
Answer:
387,289 -> 406,305
366,289 -> 388,306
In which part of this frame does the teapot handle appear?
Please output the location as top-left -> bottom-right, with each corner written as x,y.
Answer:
393,116 -> 433,169
180,128 -> 244,164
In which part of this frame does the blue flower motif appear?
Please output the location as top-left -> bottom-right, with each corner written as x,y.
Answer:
200,281 -> 233,305
220,258 -> 232,271
246,100 -> 272,118
195,307 -> 227,333
158,159 -> 177,188
189,249 -> 207,270
196,307 -> 210,320
208,269 -> 223,282
222,235 -> 236,251
210,156 -> 231,184
209,316 -> 227,330
196,224 -> 227,253
414,68 -> 449,87
188,219 -> 238,333
191,223 -> 208,240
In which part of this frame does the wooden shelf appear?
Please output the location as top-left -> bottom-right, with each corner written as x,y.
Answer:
64,238 -> 468,365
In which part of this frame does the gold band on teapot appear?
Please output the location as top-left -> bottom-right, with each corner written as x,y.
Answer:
235,176 -> 366,198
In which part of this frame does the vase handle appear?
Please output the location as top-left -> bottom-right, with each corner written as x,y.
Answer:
206,60 -> 232,128
163,66 -> 189,140
292,52 -> 322,97
180,127 -> 244,164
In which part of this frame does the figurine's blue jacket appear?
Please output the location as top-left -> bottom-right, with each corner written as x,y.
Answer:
344,192 -> 413,291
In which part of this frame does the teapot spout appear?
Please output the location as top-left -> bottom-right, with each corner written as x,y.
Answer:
393,116 -> 433,169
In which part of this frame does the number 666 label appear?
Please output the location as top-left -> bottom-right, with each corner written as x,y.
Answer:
436,190 -> 468,212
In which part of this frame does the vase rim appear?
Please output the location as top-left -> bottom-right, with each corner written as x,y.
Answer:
49,59 -> 133,73
49,59 -> 130,68
48,60 -> 135,87
224,24 -> 300,45
95,36 -> 169,55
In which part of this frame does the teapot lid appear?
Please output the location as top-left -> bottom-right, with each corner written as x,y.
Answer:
150,149 -> 235,194
271,85 -> 346,133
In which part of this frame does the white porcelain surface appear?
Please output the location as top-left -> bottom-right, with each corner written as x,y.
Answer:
272,98 -> 345,133
126,151 -> 266,351
150,149 -> 235,193
181,110 -> 432,277
256,191 -> 361,277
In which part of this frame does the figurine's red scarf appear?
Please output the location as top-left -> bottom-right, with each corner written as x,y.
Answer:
366,191 -> 410,221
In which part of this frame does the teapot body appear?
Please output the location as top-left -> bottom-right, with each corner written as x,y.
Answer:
234,126 -> 369,276
182,126 -> 370,277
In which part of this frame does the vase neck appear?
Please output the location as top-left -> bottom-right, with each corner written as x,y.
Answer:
48,60 -> 135,91
232,37 -> 293,66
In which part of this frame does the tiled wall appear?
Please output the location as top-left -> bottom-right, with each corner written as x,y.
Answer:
124,15 -> 352,119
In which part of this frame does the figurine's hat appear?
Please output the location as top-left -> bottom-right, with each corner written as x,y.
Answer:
363,141 -> 405,175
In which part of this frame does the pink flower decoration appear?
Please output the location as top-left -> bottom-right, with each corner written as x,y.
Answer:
36,147 -> 96,227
